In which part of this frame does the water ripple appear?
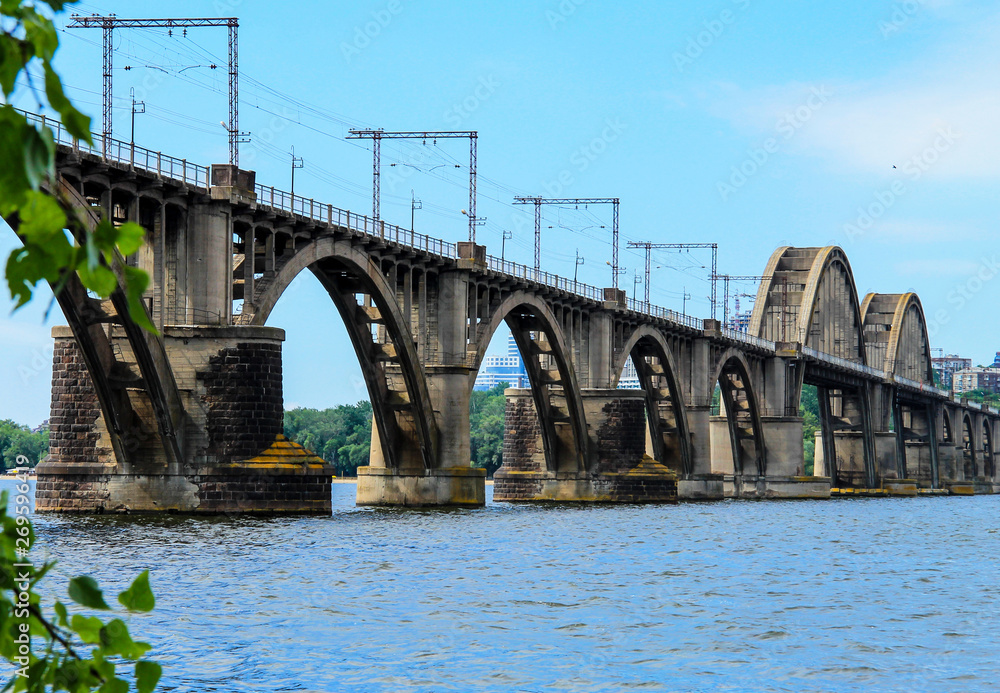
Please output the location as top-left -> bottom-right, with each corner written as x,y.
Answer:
11,481 -> 1000,692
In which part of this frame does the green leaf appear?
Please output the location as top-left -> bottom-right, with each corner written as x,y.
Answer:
122,264 -> 158,334
21,125 -> 55,190
78,263 -> 116,297
100,618 -> 151,660
43,62 -> 92,143
21,7 -> 58,61
69,613 -> 103,644
0,107 -> 33,204
118,570 -> 155,613
98,676 -> 128,693
6,247 -> 40,309
67,575 -> 110,610
0,36 -> 25,97
17,191 -> 65,243
135,661 -> 162,693
53,600 -> 68,627
114,222 -> 146,257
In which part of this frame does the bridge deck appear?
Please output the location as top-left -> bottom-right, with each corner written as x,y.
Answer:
26,107 -> 998,411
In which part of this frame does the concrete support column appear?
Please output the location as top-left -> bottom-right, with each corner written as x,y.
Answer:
760,416 -> 806,477
709,416 -> 734,475
436,270 -> 468,364
426,367 -> 473,469
587,312 -> 614,389
356,367 -> 486,508
185,201 -> 232,325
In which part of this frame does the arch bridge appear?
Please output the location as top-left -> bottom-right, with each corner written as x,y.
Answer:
23,113 -> 999,512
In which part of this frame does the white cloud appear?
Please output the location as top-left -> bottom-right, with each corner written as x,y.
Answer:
706,11 -> 1000,180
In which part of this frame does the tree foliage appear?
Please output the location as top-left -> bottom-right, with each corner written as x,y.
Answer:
800,384 -> 820,474
469,383 -> 506,477
0,422 -> 47,469
283,386 -> 510,477
0,479 -> 161,692
1,0 -> 153,331
0,2 -> 162,689
284,403 -> 373,477
962,389 -> 1000,409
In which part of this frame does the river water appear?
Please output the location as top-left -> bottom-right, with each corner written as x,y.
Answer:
12,479 -> 1000,692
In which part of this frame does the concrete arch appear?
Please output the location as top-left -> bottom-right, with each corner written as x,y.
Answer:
983,419 -> 994,479
612,326 -> 693,476
941,408 -> 954,443
710,348 -> 767,476
962,413 -> 977,479
247,236 -> 438,470
860,293 -> 934,382
751,246 -> 866,363
473,291 -> 589,474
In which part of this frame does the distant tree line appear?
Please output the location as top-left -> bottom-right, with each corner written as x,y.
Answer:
283,402 -> 374,477
469,383 -> 507,476
963,389 -> 1000,409
800,385 -> 820,474
282,383 -> 511,477
0,420 -> 48,468
281,380 -> 831,478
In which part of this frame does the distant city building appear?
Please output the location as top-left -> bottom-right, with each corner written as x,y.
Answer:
727,310 -> 752,333
31,420 -> 48,434
953,367 -> 1000,395
619,357 -> 641,389
932,354 -> 972,390
994,352 -> 1000,368
474,334 -> 529,391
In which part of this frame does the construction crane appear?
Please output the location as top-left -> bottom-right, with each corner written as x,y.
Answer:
710,274 -> 767,329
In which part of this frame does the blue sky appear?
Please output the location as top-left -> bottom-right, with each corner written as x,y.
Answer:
2,0 -> 999,426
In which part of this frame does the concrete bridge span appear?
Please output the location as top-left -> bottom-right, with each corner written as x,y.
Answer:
17,112 -> 1000,512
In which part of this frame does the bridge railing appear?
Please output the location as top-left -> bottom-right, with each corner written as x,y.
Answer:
29,107 -> 964,384
252,184 -> 458,258
483,257 -> 604,300
801,346 -> 884,378
20,109 -> 210,189
719,327 -> 777,352
625,298 -> 704,330
893,375 -> 951,399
